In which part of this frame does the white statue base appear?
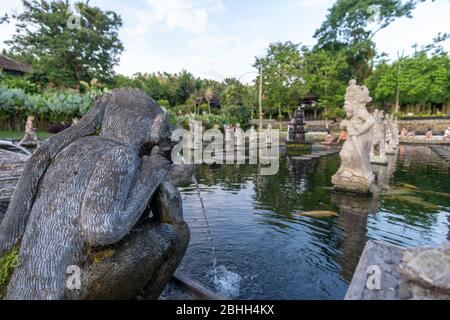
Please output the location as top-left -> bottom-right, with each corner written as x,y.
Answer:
370,155 -> 388,165
332,169 -> 375,194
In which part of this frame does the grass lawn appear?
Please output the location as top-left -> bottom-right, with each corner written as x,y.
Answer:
0,130 -> 53,140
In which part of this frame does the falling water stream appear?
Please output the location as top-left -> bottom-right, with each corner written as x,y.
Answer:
191,175 -> 217,269
178,152 -> 242,297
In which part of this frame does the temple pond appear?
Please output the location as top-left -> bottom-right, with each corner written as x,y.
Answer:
176,145 -> 450,299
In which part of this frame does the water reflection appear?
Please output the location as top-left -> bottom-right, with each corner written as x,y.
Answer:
372,154 -> 397,187
331,191 -> 379,282
178,145 -> 450,299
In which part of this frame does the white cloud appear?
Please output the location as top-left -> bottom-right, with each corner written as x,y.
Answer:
294,0 -> 335,9
145,0 -> 224,34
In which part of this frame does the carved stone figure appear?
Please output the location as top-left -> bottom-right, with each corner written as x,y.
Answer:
266,122 -> 273,145
331,80 -> 376,193
398,241 -> 450,299
385,114 -> 395,154
0,88 -> 193,300
370,109 -> 388,164
193,120 -> 202,149
249,125 -> 258,149
225,124 -> 234,143
18,116 -> 40,146
187,120 -> 195,149
288,107 -> 307,144
235,123 -> 244,147
393,118 -> 400,147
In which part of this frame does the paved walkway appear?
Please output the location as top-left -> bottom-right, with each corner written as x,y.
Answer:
429,145 -> 450,161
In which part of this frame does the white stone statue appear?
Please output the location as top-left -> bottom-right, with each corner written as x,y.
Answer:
249,125 -> 258,149
385,114 -> 398,155
266,122 -> 273,146
187,120 -> 195,149
392,116 -> 400,147
370,109 -> 388,164
193,120 -> 202,149
331,80 -> 376,193
19,115 -> 40,146
225,124 -> 234,143
235,123 -> 244,147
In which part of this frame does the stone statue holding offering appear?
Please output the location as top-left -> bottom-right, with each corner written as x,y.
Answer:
0,88 -> 193,300
332,80 -> 376,193
370,109 -> 388,163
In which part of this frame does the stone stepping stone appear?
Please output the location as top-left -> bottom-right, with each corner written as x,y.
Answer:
291,156 -> 313,161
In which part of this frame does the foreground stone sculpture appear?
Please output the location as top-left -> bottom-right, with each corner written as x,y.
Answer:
332,80 -> 376,193
346,240 -> 450,300
0,88 -> 193,300
398,241 -> 450,299
370,109 -> 388,164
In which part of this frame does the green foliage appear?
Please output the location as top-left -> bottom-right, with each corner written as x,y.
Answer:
255,42 -> 307,119
0,249 -> 19,291
323,108 -> 346,119
3,0 -> 124,89
367,51 -> 450,107
0,84 -> 97,124
167,111 -> 227,130
222,104 -> 253,128
0,72 -> 38,94
302,48 -> 349,112
314,0 -> 424,81
110,71 -> 205,108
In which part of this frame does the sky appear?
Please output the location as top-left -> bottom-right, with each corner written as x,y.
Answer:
0,0 -> 449,83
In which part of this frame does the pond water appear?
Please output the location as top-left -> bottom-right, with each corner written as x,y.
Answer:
176,145 -> 450,300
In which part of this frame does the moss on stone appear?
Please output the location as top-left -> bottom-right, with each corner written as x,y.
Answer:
89,248 -> 116,264
0,248 -> 19,298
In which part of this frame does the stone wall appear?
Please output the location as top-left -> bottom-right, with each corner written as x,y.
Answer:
251,118 -> 450,134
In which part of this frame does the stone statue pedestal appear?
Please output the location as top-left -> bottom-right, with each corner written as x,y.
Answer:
332,170 -> 375,194
370,155 -> 388,165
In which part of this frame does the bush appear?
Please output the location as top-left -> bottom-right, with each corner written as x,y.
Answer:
167,111 -> 228,130
222,104 -> 253,129
0,85 -> 98,127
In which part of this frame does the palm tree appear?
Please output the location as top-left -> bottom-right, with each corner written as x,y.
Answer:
204,87 -> 214,114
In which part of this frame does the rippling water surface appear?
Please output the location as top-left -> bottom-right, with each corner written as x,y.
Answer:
176,145 -> 450,299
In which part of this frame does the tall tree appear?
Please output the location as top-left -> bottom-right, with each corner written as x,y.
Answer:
367,49 -> 450,111
2,0 -> 123,89
314,0 -> 426,81
302,47 -> 349,118
254,41 -> 306,119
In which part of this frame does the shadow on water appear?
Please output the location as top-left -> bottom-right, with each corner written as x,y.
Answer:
177,145 -> 450,299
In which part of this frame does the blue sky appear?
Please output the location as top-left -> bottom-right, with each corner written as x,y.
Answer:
1,0 -> 449,83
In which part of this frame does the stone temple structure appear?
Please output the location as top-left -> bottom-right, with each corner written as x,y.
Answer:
332,80 -> 376,193
287,106 -> 311,150
0,88 -> 193,300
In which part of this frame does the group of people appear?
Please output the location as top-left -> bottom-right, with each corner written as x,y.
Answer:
324,130 -> 348,145
323,119 -> 450,145
400,126 -> 450,141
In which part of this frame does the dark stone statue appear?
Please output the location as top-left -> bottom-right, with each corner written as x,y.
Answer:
0,88 -> 193,300
288,107 -> 307,144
